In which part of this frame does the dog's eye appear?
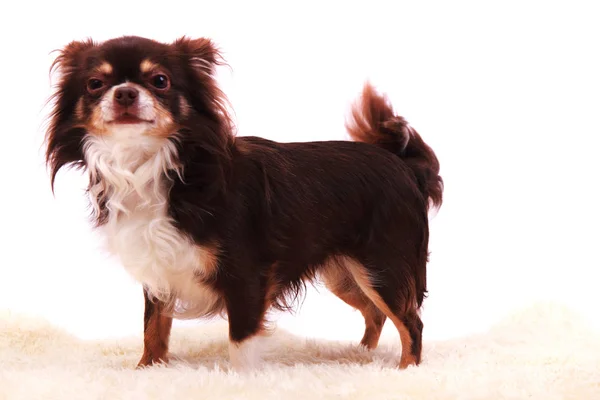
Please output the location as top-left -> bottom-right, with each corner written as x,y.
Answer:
151,74 -> 170,90
87,78 -> 105,93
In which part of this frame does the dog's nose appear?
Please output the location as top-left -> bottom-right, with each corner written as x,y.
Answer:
114,87 -> 139,107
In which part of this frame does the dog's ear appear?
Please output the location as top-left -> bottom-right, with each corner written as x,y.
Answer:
172,36 -> 225,77
51,39 -> 95,78
46,39 -> 95,192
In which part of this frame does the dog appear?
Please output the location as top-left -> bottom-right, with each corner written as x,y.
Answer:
45,35 -> 443,371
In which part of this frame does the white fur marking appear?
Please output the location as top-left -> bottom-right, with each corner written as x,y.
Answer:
84,130 -> 219,319
229,335 -> 264,372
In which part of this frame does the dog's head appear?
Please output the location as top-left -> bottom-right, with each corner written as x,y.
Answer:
46,35 -> 232,188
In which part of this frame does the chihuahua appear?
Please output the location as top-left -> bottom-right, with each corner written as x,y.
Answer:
45,35 -> 443,371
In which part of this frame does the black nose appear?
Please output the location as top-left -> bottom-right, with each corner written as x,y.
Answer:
114,87 -> 139,107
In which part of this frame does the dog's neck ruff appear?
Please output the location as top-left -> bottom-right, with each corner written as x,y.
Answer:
83,133 -> 220,319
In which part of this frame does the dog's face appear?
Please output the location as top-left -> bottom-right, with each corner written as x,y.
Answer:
77,45 -> 180,140
46,36 -> 230,186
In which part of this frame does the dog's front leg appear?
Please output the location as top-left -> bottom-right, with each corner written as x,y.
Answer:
137,287 -> 173,368
224,277 -> 267,372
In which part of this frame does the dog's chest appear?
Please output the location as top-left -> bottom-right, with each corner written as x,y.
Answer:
106,199 -> 208,300
85,137 -> 220,317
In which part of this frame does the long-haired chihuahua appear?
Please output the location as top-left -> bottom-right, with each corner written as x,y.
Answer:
45,35 -> 443,371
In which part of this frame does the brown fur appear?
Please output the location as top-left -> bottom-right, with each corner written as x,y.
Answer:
321,265 -> 387,349
346,84 -> 443,212
137,289 -> 173,368
45,36 -> 443,369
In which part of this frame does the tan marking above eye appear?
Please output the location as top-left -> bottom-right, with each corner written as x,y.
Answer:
140,59 -> 160,74
96,62 -> 113,75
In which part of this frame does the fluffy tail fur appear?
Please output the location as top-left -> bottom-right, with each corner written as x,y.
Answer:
346,83 -> 443,211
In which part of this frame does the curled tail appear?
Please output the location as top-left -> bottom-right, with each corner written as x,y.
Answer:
346,83 -> 443,211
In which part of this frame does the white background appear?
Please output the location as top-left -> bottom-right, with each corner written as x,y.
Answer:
1,1 -> 599,345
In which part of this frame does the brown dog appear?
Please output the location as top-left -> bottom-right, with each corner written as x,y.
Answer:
45,35 -> 443,371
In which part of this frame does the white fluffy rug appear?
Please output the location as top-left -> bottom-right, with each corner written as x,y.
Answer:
1,303 -> 599,400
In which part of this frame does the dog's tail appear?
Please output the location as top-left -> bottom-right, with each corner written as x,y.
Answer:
346,83 -> 443,211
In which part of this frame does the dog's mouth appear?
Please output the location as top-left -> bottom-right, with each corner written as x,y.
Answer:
108,113 -> 154,125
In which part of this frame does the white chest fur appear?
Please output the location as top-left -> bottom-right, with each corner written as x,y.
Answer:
83,134 -> 220,319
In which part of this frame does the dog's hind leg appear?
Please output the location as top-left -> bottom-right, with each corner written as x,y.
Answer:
321,266 -> 386,349
341,257 -> 424,368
